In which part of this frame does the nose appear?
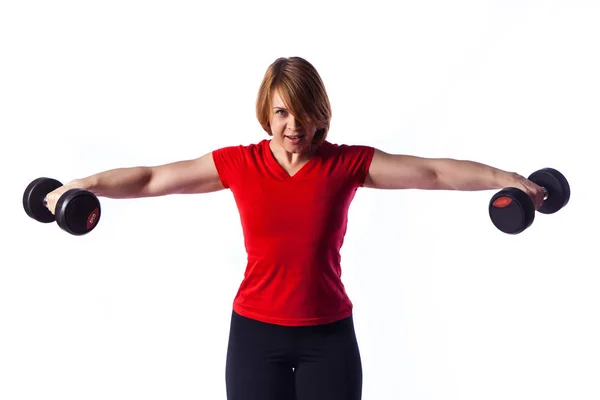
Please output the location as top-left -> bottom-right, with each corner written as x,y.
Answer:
287,116 -> 302,132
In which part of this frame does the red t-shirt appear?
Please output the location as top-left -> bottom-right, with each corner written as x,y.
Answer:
212,139 -> 375,326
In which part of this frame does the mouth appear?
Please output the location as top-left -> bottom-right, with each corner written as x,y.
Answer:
285,134 -> 305,140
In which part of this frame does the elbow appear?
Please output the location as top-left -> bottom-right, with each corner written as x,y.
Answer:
430,168 -> 445,190
136,167 -> 156,197
430,161 -> 454,190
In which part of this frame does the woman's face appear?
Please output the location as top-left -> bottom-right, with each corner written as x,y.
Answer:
269,90 -> 318,156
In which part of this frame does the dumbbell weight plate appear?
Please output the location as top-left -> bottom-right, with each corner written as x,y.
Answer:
23,177 -> 63,223
55,189 -> 101,235
527,168 -> 570,214
489,187 -> 535,234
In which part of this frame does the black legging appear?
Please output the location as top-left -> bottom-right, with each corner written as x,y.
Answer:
225,310 -> 363,400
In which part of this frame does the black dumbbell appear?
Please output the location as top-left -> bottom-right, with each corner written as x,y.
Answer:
23,177 -> 101,235
489,168 -> 570,234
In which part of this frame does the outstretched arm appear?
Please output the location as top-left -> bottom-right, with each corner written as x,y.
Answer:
364,148 -> 545,208
45,152 -> 224,214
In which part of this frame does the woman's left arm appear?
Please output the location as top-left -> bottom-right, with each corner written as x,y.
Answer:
364,148 -> 546,209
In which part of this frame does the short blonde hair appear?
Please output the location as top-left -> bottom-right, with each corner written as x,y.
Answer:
256,57 -> 332,144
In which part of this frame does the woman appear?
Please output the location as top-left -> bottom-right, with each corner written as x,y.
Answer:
45,57 -> 545,400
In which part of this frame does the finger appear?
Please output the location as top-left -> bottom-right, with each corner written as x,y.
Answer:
530,188 -> 542,210
46,192 -> 59,214
533,190 -> 541,210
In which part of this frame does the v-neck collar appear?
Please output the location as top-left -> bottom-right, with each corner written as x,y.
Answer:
264,139 -> 321,179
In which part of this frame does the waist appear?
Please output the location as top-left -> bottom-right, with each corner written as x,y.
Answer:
233,257 -> 351,326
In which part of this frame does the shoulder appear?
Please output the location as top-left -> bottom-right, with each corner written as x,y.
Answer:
213,139 -> 267,154
319,140 -> 375,161
211,139 -> 268,188
318,141 -> 375,184
212,139 -> 268,162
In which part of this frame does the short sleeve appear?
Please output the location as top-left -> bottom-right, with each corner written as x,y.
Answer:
212,145 -> 246,189
340,145 -> 375,187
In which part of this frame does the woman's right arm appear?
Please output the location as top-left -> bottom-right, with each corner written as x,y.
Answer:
45,152 -> 223,214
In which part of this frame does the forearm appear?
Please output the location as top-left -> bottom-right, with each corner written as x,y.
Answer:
433,158 -> 520,191
69,167 -> 153,198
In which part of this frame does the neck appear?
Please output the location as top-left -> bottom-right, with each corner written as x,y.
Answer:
269,139 -> 317,165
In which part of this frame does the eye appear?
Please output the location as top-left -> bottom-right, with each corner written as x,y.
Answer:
275,109 -> 287,115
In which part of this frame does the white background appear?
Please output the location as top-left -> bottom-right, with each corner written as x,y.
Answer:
1,1 -> 598,399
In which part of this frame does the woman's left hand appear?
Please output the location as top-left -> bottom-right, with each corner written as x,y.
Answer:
511,174 -> 546,210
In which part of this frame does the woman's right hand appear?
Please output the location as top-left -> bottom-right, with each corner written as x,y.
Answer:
45,180 -> 83,215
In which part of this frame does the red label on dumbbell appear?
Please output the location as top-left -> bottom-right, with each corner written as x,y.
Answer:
492,196 -> 512,208
87,208 -> 99,230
